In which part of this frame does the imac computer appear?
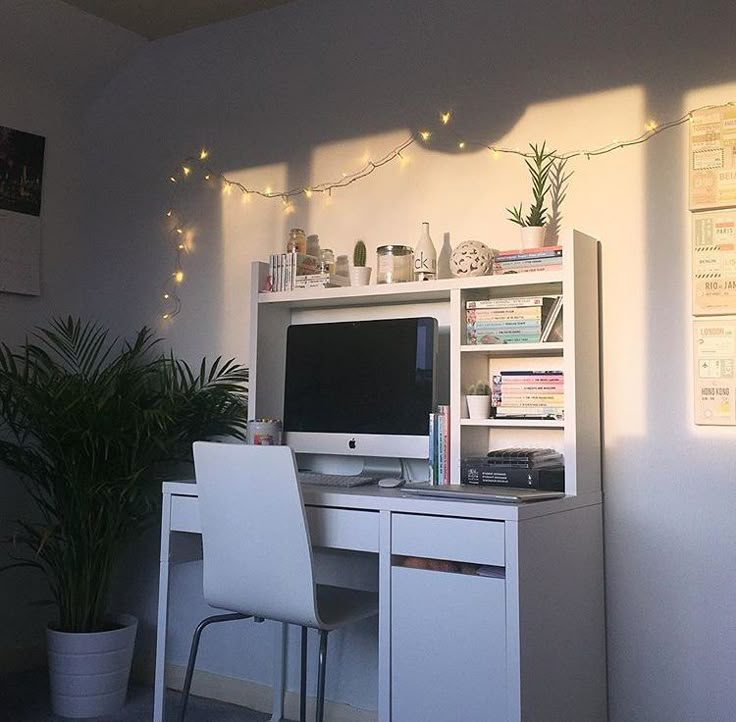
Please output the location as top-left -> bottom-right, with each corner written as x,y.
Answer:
283,317 -> 438,461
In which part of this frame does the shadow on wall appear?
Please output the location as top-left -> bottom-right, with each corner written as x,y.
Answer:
79,1 -> 736,719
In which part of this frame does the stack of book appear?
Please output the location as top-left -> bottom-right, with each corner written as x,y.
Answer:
492,245 -> 563,274
491,370 -> 564,419
465,295 -> 561,345
266,252 -> 348,291
428,405 -> 450,485
461,447 -> 564,490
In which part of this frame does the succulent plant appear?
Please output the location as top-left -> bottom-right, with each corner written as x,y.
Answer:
467,380 -> 490,395
506,142 -> 556,228
353,239 -> 367,267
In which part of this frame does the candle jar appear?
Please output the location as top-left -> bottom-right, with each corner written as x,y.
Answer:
376,245 -> 414,283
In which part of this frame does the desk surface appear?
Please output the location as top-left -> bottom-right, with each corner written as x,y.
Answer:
164,480 -> 601,521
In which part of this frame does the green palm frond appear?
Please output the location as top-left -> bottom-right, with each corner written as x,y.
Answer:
0,317 -> 248,632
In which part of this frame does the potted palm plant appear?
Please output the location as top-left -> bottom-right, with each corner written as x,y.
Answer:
0,317 -> 248,718
506,141 -> 556,248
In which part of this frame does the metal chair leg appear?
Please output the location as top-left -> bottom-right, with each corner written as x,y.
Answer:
300,626 -> 308,722
179,613 -> 250,722
315,630 -> 329,722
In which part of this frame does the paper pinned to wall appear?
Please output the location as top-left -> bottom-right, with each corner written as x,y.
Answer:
690,106 -> 736,210
693,319 -> 736,425
691,209 -> 736,315
0,209 -> 41,295
0,124 -> 45,297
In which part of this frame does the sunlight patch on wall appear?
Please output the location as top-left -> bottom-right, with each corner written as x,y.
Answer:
306,87 -> 647,436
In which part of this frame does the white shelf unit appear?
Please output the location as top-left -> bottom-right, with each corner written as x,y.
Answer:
249,228 -> 600,497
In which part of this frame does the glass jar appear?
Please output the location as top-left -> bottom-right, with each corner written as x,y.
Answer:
319,248 -> 335,274
376,245 -> 414,283
287,228 -> 307,254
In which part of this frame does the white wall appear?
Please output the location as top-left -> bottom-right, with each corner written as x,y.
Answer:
0,0 -> 144,669
6,0 -> 736,718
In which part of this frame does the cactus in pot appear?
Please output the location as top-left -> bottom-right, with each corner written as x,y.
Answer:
467,380 -> 490,396
353,239 -> 367,267
466,380 -> 491,419
350,239 -> 371,286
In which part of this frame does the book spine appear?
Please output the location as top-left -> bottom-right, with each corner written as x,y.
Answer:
435,411 -> 444,485
494,246 -> 562,260
441,405 -> 450,484
465,296 -> 549,309
467,319 -> 543,330
428,412 -> 436,485
466,307 -> 544,319
493,265 -> 561,274
461,464 -> 564,490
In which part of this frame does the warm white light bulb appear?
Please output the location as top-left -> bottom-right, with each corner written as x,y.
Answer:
458,141 -> 465,149
420,130 -> 431,142
199,149 -> 208,160
174,271 -> 184,283
440,112 -> 451,125
304,188 -> 313,199
182,166 -> 191,176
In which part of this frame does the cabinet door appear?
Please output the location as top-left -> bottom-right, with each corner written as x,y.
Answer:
391,566 -> 507,721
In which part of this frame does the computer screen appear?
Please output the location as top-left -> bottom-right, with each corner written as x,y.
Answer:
283,317 -> 437,459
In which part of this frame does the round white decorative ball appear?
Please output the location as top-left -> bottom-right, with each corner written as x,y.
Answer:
449,240 -> 495,277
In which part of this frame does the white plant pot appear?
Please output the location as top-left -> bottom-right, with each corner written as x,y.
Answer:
520,225 -> 546,249
47,613 -> 138,718
349,266 -> 372,286
466,395 -> 491,419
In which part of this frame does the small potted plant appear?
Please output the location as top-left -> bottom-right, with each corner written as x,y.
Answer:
0,317 -> 248,718
349,239 -> 372,286
506,142 -> 556,249
465,380 -> 491,419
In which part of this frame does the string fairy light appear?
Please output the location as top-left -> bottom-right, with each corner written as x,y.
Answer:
160,101 -> 735,319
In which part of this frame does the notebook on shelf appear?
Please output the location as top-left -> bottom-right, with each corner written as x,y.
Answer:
401,483 -> 564,503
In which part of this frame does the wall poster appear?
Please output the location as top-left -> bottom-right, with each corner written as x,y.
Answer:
690,105 -> 736,211
0,124 -> 45,296
692,209 -> 736,315
693,319 -> 736,425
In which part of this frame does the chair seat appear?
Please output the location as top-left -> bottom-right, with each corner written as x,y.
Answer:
316,585 -> 378,630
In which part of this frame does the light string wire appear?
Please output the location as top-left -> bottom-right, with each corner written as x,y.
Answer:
161,101 -> 735,319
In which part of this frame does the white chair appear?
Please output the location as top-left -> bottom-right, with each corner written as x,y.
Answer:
181,442 -> 378,722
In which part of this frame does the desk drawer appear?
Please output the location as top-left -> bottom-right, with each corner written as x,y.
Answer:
305,507 -> 379,553
392,513 -> 505,566
170,494 -> 201,533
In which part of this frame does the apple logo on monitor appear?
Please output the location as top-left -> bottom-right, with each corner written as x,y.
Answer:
348,438 -> 356,449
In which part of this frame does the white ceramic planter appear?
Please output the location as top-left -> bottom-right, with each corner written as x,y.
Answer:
47,613 -> 138,718
520,225 -> 546,249
466,395 -> 491,419
349,266 -> 372,286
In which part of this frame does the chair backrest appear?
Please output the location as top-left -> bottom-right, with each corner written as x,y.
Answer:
192,441 -> 321,628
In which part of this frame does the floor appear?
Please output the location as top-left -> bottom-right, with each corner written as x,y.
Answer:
0,669 -> 275,722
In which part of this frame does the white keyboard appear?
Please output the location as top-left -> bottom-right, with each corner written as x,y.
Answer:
297,472 -> 378,488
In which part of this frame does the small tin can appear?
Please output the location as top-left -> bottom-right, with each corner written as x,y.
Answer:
247,418 -> 282,445
376,245 -> 414,283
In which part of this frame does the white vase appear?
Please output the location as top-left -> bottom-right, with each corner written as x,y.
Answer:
466,395 -> 491,419
520,225 -> 546,249
47,613 -> 138,718
349,266 -> 372,286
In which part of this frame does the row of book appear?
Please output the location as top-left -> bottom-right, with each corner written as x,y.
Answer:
465,295 -> 563,344
492,245 -> 563,275
491,370 -> 564,420
428,405 -> 450,485
265,252 -> 348,291
461,448 -> 565,490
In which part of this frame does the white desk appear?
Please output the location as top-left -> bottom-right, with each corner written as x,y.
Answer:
155,482 -> 606,722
